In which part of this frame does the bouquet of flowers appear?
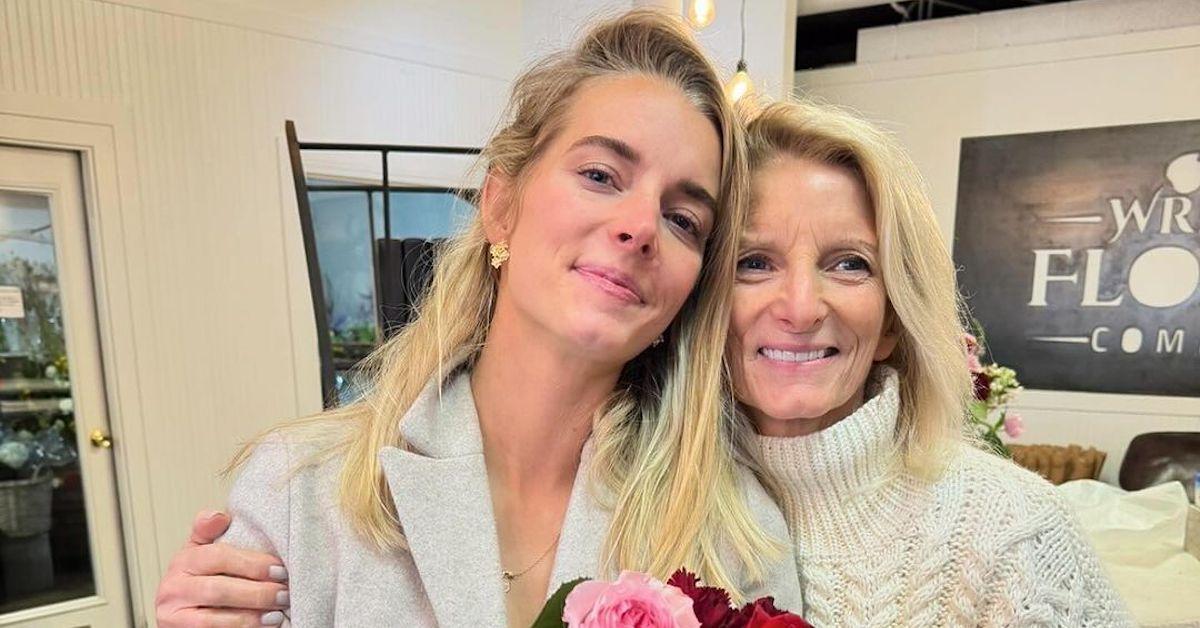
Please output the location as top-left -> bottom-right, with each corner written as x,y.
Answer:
532,569 -> 810,628
964,323 -> 1024,458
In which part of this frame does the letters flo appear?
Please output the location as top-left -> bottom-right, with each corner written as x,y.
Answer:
1028,152 -> 1200,356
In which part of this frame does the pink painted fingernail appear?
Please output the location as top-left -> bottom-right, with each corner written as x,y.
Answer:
261,610 -> 284,625
275,590 -> 290,606
268,565 -> 288,581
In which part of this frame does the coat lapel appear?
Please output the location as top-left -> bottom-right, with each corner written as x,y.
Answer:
545,443 -> 612,595
379,368 -> 615,624
378,370 -> 508,626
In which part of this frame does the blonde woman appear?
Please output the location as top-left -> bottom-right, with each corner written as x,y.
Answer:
153,11 -> 798,628
732,100 -> 1131,626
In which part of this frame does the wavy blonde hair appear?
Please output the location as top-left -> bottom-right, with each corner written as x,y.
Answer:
232,9 -> 778,599
741,100 -> 972,477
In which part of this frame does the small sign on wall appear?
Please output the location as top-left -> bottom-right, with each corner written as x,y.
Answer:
0,286 -> 25,319
954,119 -> 1200,397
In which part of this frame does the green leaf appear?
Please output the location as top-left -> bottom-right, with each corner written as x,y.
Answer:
981,429 -> 1011,459
968,400 -> 989,425
530,577 -> 589,628
992,410 -> 1006,431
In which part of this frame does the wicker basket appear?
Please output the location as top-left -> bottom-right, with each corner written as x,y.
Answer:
1010,444 -> 1106,485
0,475 -> 54,538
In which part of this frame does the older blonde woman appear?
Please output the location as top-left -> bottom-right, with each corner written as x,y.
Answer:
153,11 -> 799,628
731,100 -> 1132,626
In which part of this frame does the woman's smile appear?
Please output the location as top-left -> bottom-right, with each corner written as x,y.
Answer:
573,264 -> 645,305
755,344 -> 839,371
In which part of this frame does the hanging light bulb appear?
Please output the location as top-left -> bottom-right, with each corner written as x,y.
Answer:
725,0 -> 752,103
686,0 -> 716,30
726,60 -> 754,103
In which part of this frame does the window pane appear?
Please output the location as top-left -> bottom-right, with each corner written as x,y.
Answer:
0,190 -> 95,613
308,183 -> 475,407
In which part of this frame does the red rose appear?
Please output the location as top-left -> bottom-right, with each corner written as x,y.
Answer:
667,569 -> 736,626
740,598 -> 812,628
733,597 -> 812,628
744,605 -> 812,628
973,371 -> 992,401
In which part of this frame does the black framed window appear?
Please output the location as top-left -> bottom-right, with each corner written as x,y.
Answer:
285,122 -> 480,407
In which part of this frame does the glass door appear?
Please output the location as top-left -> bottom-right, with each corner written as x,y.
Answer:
0,145 -> 130,626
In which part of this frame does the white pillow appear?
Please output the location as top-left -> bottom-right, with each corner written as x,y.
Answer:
1058,480 -> 1200,627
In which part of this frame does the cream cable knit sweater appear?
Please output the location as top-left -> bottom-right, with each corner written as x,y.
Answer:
756,368 -> 1133,627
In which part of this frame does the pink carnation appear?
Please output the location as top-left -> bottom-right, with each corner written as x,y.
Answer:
966,353 -> 983,373
563,571 -> 701,628
963,334 -> 984,372
1004,412 -> 1025,438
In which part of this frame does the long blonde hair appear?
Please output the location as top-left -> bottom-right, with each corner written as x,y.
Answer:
233,9 -> 778,598
742,100 -> 972,477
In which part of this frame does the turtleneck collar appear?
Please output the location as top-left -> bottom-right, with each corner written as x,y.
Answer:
754,366 -> 932,557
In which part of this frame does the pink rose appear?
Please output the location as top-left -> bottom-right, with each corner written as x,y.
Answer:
1004,412 -> 1024,438
563,571 -> 701,628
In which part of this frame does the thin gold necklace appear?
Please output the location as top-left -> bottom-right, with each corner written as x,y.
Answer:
501,532 -> 562,593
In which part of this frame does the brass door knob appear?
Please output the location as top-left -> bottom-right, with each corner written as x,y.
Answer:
90,429 -> 113,449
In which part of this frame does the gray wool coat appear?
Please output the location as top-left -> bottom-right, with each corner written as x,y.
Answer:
219,370 -> 802,626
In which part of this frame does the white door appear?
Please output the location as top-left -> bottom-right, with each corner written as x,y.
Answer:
0,145 -> 130,626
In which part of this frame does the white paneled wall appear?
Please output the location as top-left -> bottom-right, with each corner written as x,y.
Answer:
0,0 -> 514,620
796,1 -> 1200,485
521,0 -> 633,63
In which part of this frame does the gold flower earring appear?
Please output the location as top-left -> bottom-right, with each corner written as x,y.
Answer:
489,241 -> 510,269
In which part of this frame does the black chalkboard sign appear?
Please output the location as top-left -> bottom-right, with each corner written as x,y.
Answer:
954,120 -> 1200,397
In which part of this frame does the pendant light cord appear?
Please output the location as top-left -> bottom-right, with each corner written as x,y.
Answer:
739,0 -> 747,62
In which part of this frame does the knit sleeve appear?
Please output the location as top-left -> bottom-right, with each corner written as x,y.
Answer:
977,490 -> 1133,627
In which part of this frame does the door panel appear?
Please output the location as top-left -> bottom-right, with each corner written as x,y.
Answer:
0,146 -> 130,626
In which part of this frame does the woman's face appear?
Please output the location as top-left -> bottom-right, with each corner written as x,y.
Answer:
486,75 -> 720,366
730,155 -> 898,437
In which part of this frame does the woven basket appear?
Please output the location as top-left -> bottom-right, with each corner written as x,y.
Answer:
0,475 -> 54,538
1010,444 -> 1106,485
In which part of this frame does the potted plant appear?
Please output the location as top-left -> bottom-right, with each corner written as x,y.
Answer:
0,420 -> 76,539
